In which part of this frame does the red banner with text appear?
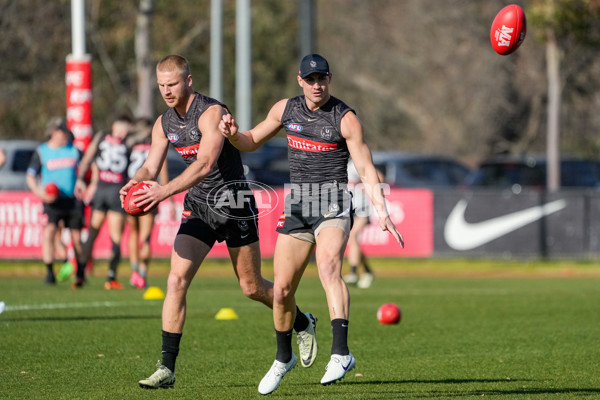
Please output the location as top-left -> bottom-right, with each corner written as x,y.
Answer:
0,189 -> 432,260
66,56 -> 93,152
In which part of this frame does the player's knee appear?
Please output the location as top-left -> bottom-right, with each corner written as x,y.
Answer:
318,258 -> 342,284
240,276 -> 270,302
240,281 -> 262,301
167,272 -> 189,293
273,282 -> 293,304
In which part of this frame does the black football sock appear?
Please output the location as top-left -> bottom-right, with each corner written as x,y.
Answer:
350,265 -> 358,274
363,263 -> 373,274
161,330 -> 182,372
45,263 -> 54,275
331,319 -> 350,356
275,329 -> 293,363
107,241 -> 120,281
293,306 -> 309,332
76,261 -> 86,279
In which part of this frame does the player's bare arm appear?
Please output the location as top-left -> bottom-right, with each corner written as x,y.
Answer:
74,132 -> 102,199
26,173 -> 52,202
164,104 -> 224,195
119,117 -> 169,206
342,112 -> 404,247
219,99 -> 288,152
84,163 -> 99,205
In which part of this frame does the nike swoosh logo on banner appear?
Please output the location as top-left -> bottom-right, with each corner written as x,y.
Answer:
444,199 -> 567,251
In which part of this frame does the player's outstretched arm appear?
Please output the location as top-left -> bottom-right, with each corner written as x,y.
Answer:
218,99 -> 288,152
120,117 -> 169,206
343,112 -> 404,248
161,105 -> 224,197
74,131 -> 102,199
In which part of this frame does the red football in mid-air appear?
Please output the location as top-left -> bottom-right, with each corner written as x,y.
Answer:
123,182 -> 154,216
490,4 -> 527,55
377,303 -> 402,325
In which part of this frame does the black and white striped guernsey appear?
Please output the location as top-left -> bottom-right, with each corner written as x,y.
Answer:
281,95 -> 354,187
161,92 -> 245,204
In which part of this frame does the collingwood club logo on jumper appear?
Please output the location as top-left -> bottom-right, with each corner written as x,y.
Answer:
207,180 -> 279,220
444,199 -> 567,251
320,126 -> 333,140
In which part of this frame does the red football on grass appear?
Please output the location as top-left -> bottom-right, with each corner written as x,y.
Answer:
490,4 -> 527,55
45,182 -> 59,201
123,182 -> 154,216
377,303 -> 401,325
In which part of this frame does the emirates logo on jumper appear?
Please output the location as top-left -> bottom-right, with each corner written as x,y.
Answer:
176,144 -> 199,158
287,134 -> 337,153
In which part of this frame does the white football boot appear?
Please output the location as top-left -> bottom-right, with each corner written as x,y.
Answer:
138,361 -> 176,389
343,273 -> 358,285
296,312 -> 318,367
258,353 -> 297,395
320,353 -> 356,385
357,272 -> 374,289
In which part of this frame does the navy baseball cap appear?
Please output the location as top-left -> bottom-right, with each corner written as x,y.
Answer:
299,54 -> 330,78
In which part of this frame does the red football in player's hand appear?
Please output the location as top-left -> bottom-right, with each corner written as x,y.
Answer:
490,4 -> 527,55
123,182 -> 154,216
45,182 -> 59,201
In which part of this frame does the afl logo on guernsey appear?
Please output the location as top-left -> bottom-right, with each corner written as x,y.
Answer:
167,133 -> 179,143
287,123 -> 303,132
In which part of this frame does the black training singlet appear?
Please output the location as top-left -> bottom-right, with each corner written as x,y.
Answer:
281,95 -> 353,187
161,92 -> 245,204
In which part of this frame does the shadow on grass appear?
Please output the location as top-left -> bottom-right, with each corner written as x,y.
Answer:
341,378 -> 600,398
0,314 -> 160,323
466,388 -> 600,397
345,378 -> 534,385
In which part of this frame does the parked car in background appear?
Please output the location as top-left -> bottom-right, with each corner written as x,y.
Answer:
240,137 -> 289,187
0,139 -> 40,190
0,138 -> 472,192
238,143 -> 472,190
370,151 -> 471,189
466,155 -> 600,191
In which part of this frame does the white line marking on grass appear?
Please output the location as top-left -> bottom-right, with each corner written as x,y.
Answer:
395,288 -> 512,296
1,300 -> 158,313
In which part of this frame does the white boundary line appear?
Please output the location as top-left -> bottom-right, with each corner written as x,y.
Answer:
0,299 -> 158,314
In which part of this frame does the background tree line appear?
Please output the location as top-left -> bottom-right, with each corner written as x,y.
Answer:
1,0 -> 599,167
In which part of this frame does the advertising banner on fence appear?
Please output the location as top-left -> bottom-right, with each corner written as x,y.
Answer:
0,188 -> 432,260
433,190 -> 591,258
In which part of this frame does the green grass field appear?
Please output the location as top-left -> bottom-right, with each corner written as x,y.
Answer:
2,259 -> 600,399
